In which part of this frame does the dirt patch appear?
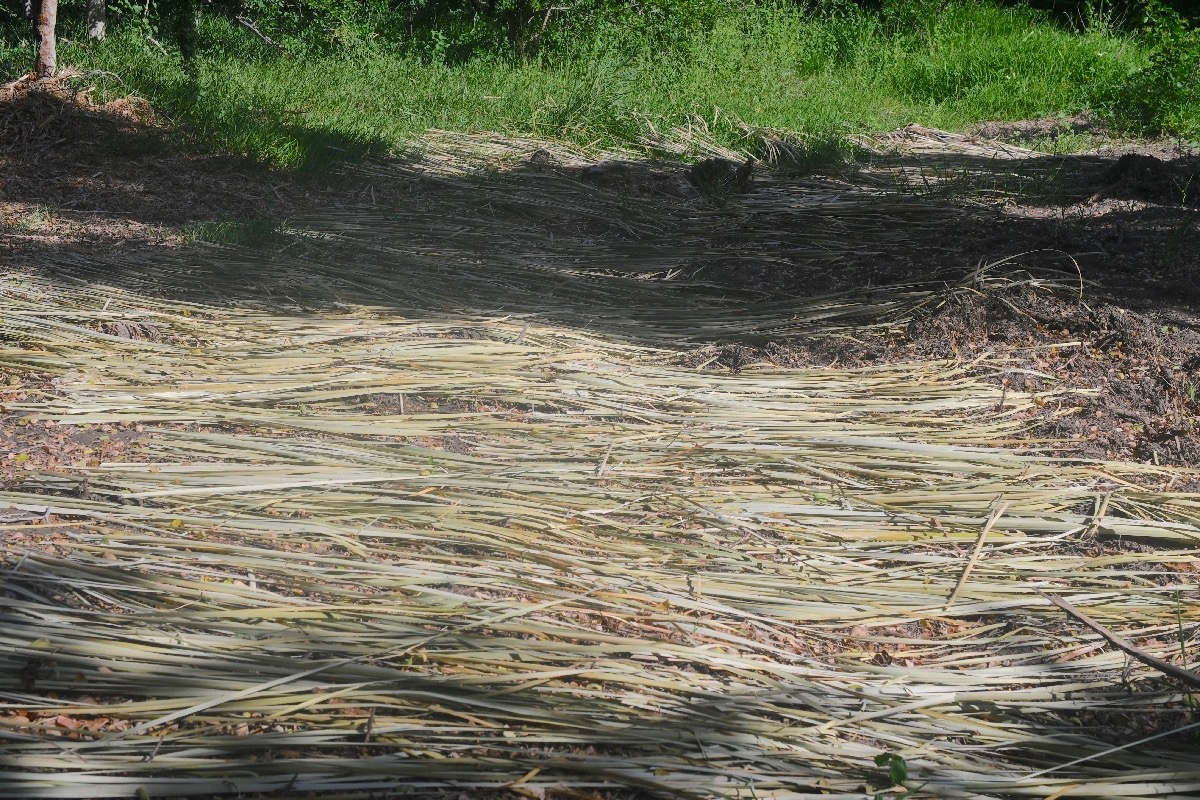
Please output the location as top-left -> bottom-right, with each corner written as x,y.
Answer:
1,369 -> 150,499
1091,152 -> 1200,206
969,113 -> 1100,143
895,287 -> 1200,470
0,74 -> 352,259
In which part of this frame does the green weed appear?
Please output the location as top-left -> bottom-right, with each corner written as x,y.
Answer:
184,218 -> 288,247
18,206 -> 54,231
873,751 -> 911,796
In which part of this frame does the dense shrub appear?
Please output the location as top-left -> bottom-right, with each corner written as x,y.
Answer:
1105,0 -> 1200,135
195,0 -> 754,59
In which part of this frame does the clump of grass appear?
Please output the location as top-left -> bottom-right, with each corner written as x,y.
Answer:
639,2 -> 1142,146
184,217 -> 289,247
17,2 -> 1155,169
17,205 -> 54,231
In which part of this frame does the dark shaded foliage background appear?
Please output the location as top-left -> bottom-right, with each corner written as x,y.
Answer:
2,0 -> 1197,59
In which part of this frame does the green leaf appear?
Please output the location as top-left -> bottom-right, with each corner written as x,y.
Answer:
875,753 -> 908,787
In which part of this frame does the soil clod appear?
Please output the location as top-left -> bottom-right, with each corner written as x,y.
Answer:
1092,152 -> 1200,206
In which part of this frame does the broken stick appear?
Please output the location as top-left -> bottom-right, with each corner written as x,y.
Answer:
1039,590 -> 1200,689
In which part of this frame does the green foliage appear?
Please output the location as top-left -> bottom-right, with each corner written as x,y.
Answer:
63,18 -> 394,169
878,1 -> 1136,121
636,1 -> 1141,140
210,0 -> 392,53
1104,0 -> 1200,136
873,752 -> 910,795
185,217 -> 288,247
200,0 -> 748,59
0,1 -> 1179,169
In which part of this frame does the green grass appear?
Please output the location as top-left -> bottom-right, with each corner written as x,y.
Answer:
40,2 -> 1154,168
183,218 -> 290,247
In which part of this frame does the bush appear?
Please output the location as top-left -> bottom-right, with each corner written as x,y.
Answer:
1107,0 -> 1200,136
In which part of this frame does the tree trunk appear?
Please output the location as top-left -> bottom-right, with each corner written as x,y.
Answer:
35,0 -> 57,77
88,0 -> 106,41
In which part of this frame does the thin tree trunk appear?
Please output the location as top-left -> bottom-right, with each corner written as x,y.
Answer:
88,0 -> 106,41
35,0 -> 57,77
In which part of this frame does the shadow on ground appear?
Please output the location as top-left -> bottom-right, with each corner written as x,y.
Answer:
4,80 -> 1200,467
2,82 -> 1197,316
0,80 -> 386,246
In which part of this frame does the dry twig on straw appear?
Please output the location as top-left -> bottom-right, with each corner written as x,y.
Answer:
945,501 -> 1008,609
1040,591 -> 1200,689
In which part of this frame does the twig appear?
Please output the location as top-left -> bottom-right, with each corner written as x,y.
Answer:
361,706 -> 375,743
945,502 -> 1007,609
85,69 -> 126,88
1039,590 -> 1200,689
995,375 -> 1009,411
141,733 -> 165,762
236,15 -> 286,53
527,5 -> 569,57
595,441 -> 614,477
1084,491 -> 1111,539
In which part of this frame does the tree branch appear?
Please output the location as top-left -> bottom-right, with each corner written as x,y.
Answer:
1040,590 -> 1200,689
236,14 -> 286,53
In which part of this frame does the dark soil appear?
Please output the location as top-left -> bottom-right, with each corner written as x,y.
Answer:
1095,152 -> 1200,206
0,74 -> 349,255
